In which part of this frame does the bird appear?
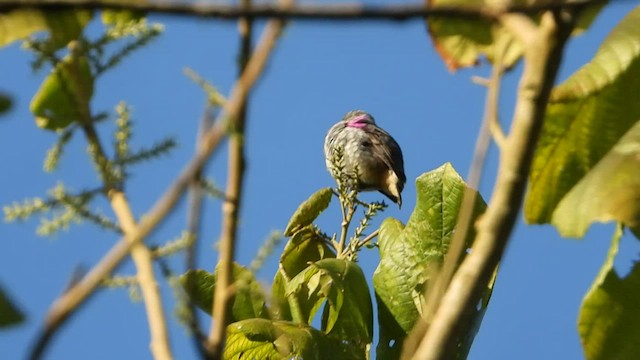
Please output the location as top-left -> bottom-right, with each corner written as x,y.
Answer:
324,110 -> 406,207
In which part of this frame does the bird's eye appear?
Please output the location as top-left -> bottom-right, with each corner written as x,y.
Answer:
362,140 -> 372,147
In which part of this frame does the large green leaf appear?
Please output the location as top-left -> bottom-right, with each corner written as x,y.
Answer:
286,259 -> 373,359
526,6 -> 640,224
180,263 -> 269,321
552,120 -> 640,237
578,225 -> 640,360
426,0 -> 604,72
30,54 -> 94,131
284,188 -> 332,236
0,9 -> 91,49
373,163 -> 489,359
224,319 -> 338,360
427,0 -> 523,71
425,0 -> 604,71
0,285 -> 24,328
271,226 -> 335,321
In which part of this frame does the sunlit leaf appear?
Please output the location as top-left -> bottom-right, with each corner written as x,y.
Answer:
284,187 -> 332,236
552,6 -> 640,101
179,263 -> 269,321
30,54 -> 94,131
224,319 -> 343,360
426,0 -> 605,72
286,259 -> 373,359
271,226 -> 335,321
0,285 -> 24,328
552,120 -> 640,237
0,9 -> 91,49
373,163 -> 490,359
578,225 -> 640,360
526,6 -> 640,224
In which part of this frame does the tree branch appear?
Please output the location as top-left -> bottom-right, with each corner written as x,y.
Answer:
410,10 -> 576,360
205,0 -> 255,356
0,0 -> 605,21
30,0 -> 289,352
183,111 -> 214,358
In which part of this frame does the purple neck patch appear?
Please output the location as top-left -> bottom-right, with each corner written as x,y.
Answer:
346,115 -> 369,128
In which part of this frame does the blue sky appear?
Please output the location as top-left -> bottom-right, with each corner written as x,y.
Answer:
1,1 -> 639,359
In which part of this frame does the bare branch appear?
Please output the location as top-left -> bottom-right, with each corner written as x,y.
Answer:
410,9 -> 576,359
206,0 -> 256,356
0,0 -> 604,21
401,25 -> 509,360
30,0 -> 289,351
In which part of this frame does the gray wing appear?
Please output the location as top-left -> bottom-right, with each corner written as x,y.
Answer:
368,125 -> 406,191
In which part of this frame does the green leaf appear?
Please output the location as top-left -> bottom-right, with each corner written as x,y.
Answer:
224,319 -> 344,360
179,263 -> 269,321
318,259 -> 373,358
271,226 -> 335,321
427,0 -> 523,71
526,6 -> 640,224
373,163 -> 489,359
578,225 -> 640,360
284,188 -> 332,236
375,293 -> 405,360
0,285 -> 24,328
426,0 -> 605,72
285,259 -> 373,359
30,54 -> 94,131
102,9 -> 145,28
552,120 -> 640,237
0,93 -> 11,115
0,9 -> 91,49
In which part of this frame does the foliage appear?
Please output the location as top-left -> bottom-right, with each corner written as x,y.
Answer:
2,2 -> 640,360
522,6 -> 640,360
526,6 -> 640,226
577,225 -> 640,360
426,0 -> 604,71
374,163 -> 490,359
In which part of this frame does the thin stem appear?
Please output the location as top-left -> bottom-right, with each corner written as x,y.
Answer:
184,112 -> 214,358
411,10 -> 575,359
358,228 -> 379,248
278,264 -> 305,324
337,203 -> 355,257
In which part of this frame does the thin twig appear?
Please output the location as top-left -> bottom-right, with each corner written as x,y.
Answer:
411,9 -> 576,359
337,203 -> 355,256
358,228 -> 379,248
206,0 -> 255,356
0,0 -> 605,21
184,111 -> 214,358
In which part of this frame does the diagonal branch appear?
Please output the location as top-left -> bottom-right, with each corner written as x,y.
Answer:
30,2 -> 291,355
410,9 -> 577,360
206,0 -> 295,357
401,34 -> 509,359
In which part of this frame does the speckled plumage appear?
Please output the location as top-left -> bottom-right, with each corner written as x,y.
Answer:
324,110 -> 406,207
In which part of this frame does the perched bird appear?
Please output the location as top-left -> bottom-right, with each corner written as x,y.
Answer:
324,110 -> 406,207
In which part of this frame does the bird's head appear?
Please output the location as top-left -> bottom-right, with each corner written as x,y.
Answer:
342,110 -> 376,129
